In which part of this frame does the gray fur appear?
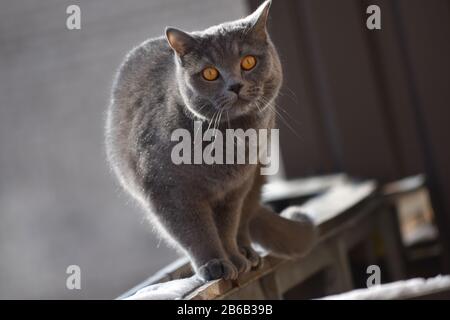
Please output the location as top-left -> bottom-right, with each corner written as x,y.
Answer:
106,1 -> 316,281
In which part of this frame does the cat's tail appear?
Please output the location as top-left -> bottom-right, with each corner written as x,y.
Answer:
249,206 -> 318,259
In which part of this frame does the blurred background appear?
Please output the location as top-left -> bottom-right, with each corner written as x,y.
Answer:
0,0 -> 449,299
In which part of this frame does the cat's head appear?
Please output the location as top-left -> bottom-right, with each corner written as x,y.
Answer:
165,0 -> 282,120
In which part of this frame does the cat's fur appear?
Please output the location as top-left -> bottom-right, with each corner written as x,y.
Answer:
106,1 -> 316,281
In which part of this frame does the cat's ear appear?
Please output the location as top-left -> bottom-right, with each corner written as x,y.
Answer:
165,27 -> 197,57
246,0 -> 272,41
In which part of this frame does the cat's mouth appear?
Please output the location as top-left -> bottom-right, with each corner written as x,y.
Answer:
220,96 -> 250,111
208,95 -> 257,120
211,96 -> 258,121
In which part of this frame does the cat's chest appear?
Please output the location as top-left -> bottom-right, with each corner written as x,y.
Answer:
168,159 -> 256,198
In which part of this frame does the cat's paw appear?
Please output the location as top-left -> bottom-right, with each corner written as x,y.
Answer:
228,252 -> 252,274
240,246 -> 263,270
197,258 -> 238,281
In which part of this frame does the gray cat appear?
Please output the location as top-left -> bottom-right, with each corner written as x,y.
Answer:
106,0 -> 316,281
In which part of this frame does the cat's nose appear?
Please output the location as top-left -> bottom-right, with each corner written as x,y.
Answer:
228,83 -> 243,95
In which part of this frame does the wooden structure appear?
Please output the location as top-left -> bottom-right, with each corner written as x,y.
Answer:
322,275 -> 450,300
248,0 -> 450,272
119,174 -> 433,300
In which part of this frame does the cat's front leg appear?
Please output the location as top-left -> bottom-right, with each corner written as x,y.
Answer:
151,200 -> 239,281
236,174 -> 265,269
213,197 -> 253,274
236,223 -> 262,269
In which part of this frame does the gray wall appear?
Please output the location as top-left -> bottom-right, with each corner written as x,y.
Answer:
0,0 -> 247,299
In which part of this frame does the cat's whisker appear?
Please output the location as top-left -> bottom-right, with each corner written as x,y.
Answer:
285,86 -> 300,104
196,103 -> 209,114
218,109 -> 223,129
258,101 -> 267,116
218,109 -> 224,130
212,109 -> 223,151
260,96 -> 304,128
261,101 -> 272,113
254,102 -> 262,112
255,98 -> 272,115
213,110 -> 220,137
212,108 -> 222,145
194,115 -> 204,142
265,104 -> 303,140
275,104 -> 303,127
258,96 -> 291,123
226,110 -> 243,148
279,88 -> 299,106
206,110 -> 218,135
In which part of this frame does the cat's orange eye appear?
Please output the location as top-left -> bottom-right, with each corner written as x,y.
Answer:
202,67 -> 219,81
241,55 -> 257,71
